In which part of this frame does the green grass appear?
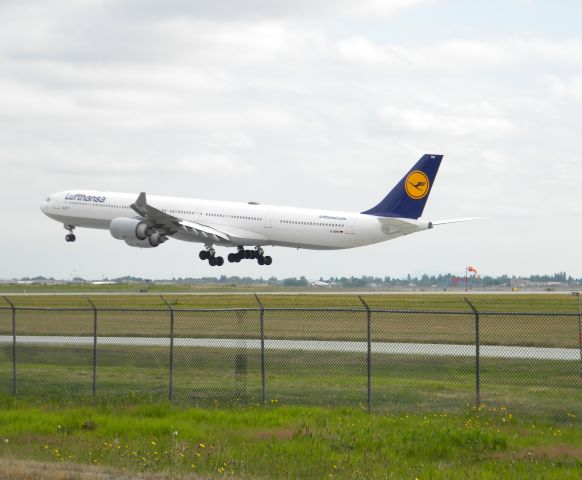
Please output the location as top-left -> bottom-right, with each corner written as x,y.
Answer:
1,293 -> 581,436
1,295 -> 580,348
1,344 -> 581,423
1,291 -> 580,313
0,397 -> 581,478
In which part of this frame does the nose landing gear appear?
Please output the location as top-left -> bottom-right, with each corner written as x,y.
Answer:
64,225 -> 76,242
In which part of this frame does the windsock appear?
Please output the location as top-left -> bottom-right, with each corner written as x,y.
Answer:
467,266 -> 480,279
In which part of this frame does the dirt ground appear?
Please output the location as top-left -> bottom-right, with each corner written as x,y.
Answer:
0,457 -> 211,480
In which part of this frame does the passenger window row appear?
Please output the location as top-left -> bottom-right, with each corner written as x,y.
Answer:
280,220 -> 343,228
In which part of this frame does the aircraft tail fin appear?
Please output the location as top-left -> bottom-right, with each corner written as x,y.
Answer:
361,154 -> 443,219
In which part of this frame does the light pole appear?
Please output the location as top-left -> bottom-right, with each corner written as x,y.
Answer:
573,292 -> 582,376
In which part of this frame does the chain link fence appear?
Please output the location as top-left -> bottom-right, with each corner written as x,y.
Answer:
1,296 -> 581,421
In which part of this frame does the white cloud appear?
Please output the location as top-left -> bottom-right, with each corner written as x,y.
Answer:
1,0 -> 582,278
108,0 -> 438,21
545,75 -> 582,105
377,105 -> 517,137
336,36 -> 582,72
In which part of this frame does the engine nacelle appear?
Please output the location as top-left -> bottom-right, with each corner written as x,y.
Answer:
124,232 -> 168,248
110,217 -> 167,248
110,217 -> 154,241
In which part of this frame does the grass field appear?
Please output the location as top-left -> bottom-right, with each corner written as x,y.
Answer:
1,293 -> 581,477
1,291 -> 581,312
1,295 -> 580,348
1,292 -> 581,428
0,397 -> 581,479
1,343 -> 581,423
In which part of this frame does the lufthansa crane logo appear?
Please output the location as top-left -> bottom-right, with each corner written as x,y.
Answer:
405,171 -> 430,199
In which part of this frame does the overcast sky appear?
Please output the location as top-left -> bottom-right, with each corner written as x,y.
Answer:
1,0 -> 581,280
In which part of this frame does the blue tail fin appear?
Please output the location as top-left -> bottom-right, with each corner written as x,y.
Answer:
361,154 -> 443,219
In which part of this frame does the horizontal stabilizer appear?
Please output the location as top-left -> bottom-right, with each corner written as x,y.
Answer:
430,218 -> 484,226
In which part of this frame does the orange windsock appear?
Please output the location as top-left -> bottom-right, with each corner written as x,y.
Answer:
467,266 -> 478,274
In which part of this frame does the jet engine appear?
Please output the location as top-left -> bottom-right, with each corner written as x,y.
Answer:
109,217 -> 167,248
124,232 -> 168,248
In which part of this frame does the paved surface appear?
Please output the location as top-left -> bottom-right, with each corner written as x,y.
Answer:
1,335 -> 579,360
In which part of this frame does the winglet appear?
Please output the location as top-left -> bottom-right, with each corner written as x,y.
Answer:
135,192 -> 147,207
131,192 -> 148,217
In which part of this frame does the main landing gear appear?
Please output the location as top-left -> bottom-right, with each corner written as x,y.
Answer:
198,247 -> 224,267
227,246 -> 272,266
198,246 -> 272,267
64,225 -> 76,242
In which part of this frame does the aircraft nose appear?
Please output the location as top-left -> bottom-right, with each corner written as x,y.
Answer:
40,197 -> 50,214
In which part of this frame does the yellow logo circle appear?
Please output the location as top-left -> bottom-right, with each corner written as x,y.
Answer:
405,171 -> 430,199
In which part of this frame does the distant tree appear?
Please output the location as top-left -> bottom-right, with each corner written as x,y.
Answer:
283,277 -> 308,287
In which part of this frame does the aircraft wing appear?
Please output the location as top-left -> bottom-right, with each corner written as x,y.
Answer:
130,192 -> 231,243
178,219 -> 232,243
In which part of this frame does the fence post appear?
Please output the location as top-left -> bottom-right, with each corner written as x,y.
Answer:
254,293 -> 266,404
464,298 -> 481,407
87,299 -> 97,400
573,292 -> 582,376
161,296 -> 174,401
359,296 -> 372,413
3,297 -> 16,396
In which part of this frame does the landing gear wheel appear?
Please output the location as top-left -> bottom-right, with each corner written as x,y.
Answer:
257,256 -> 265,265
64,225 -> 76,243
264,256 -> 272,265
199,250 -> 209,261
228,253 -> 237,263
208,257 -> 216,266
215,256 -> 224,266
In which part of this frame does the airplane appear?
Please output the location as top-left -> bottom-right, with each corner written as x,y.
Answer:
310,279 -> 334,288
40,154 -> 476,266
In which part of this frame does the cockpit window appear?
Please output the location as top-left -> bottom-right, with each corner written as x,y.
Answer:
46,197 -> 51,202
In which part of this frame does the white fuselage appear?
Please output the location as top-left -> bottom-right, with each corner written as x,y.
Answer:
41,190 -> 431,250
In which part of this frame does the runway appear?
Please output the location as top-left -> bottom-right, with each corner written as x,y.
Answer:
0,335 -> 579,361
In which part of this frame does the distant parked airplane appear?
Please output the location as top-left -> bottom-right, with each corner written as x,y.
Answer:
310,280 -> 334,288
41,154 -> 476,266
